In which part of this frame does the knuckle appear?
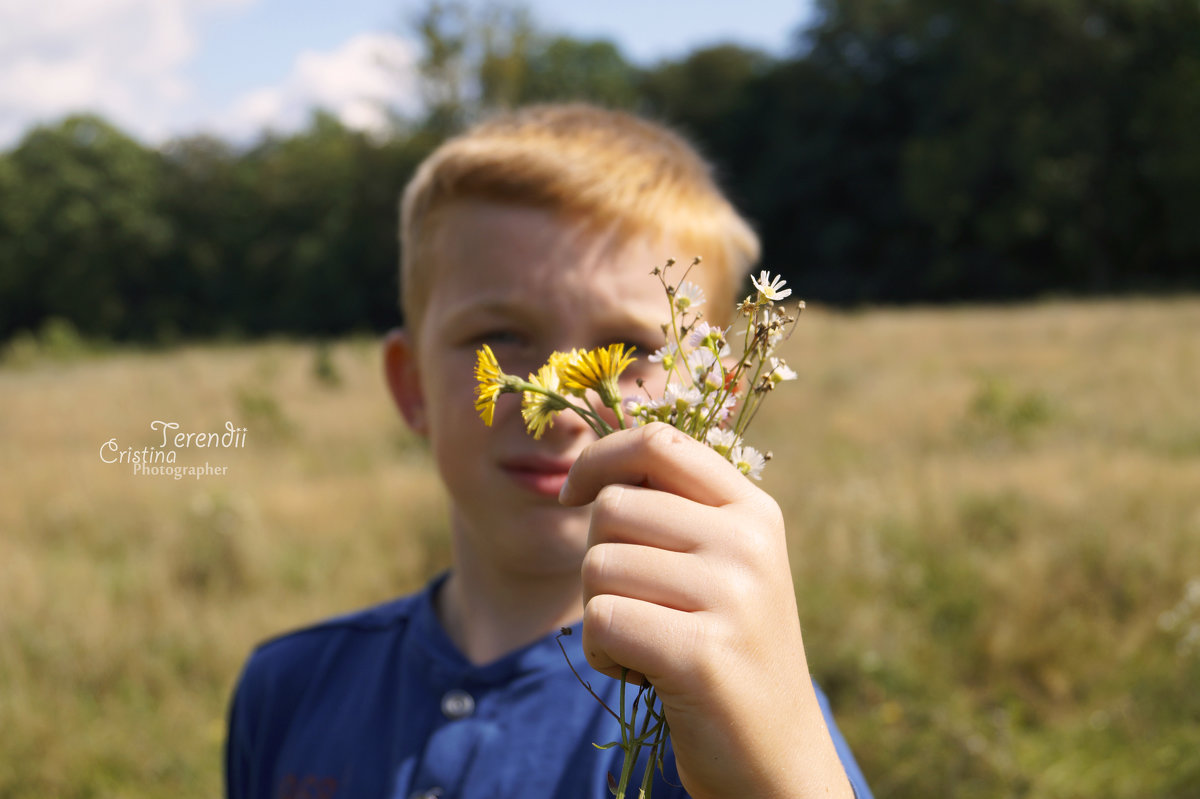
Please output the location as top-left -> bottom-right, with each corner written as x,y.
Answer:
641,421 -> 688,449
583,593 -> 615,630
580,543 -> 612,590
739,517 -> 780,562
581,596 -> 618,670
743,491 -> 785,534
713,556 -> 757,606
591,483 -> 625,520
761,496 -> 786,529
739,530 -> 788,584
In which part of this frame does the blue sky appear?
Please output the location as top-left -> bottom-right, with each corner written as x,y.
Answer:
0,0 -> 814,148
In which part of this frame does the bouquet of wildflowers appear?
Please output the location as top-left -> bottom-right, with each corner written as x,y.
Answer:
474,258 -> 802,797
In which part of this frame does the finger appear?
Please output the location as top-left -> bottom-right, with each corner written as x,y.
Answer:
582,543 -> 710,612
560,423 -> 754,508
582,593 -> 709,687
586,483 -> 734,552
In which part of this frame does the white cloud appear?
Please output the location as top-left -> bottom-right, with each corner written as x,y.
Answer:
0,0 -> 253,146
213,33 -> 420,143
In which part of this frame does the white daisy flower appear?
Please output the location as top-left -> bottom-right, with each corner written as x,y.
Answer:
729,444 -> 767,480
647,341 -> 680,370
705,427 -> 739,456
686,348 -> 724,389
623,397 -> 651,426
685,321 -> 726,352
641,397 -> 674,422
758,309 -> 788,349
663,381 -> 704,415
768,357 -> 798,384
751,270 -> 792,301
673,281 -> 706,312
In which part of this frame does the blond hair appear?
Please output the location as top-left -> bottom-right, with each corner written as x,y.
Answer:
399,103 -> 759,330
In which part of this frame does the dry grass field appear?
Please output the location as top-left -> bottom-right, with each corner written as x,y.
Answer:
1,298 -> 1198,798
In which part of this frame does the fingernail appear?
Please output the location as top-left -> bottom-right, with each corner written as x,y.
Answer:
558,474 -> 571,503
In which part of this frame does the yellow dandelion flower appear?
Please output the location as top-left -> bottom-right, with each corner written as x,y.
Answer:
549,349 -> 587,397
521,362 -> 570,439
559,343 -> 636,407
474,345 -> 506,426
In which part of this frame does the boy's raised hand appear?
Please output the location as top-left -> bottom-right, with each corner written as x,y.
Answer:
560,423 -> 854,799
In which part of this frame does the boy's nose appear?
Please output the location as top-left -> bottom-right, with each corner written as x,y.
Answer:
534,411 -> 593,450
536,387 -> 612,444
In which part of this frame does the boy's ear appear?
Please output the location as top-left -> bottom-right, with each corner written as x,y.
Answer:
383,328 -> 428,437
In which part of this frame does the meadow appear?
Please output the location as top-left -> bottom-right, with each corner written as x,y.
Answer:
1,298 -> 1197,798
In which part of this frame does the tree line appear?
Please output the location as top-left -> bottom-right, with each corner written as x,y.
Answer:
2,0 -> 1197,343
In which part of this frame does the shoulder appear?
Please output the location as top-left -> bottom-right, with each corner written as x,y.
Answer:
233,590 -> 426,707
255,592 -> 420,657
225,585 -> 442,798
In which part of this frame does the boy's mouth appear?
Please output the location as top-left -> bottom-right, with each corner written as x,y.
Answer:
499,454 -> 574,498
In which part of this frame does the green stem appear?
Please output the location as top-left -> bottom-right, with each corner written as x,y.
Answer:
609,399 -> 627,430
613,671 -> 638,799
577,392 -> 615,436
512,379 -> 613,437
730,319 -> 772,437
636,698 -> 667,799
662,279 -> 692,393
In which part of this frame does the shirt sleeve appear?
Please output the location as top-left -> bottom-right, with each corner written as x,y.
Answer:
225,649 -> 282,799
812,680 -> 873,799
224,669 -> 254,799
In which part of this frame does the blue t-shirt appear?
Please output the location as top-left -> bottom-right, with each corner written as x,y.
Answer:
226,576 -> 873,799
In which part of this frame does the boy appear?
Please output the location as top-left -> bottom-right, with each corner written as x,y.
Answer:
225,104 -> 872,799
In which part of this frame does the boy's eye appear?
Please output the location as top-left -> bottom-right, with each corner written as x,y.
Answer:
473,330 -> 526,348
617,340 -> 658,358
617,341 -> 659,372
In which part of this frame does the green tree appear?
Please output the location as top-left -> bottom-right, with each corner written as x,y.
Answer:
719,0 -> 1200,302
411,0 -> 480,136
640,44 -> 775,155
156,134 -> 260,338
1,115 -> 173,339
495,35 -> 638,108
410,0 -> 638,134
163,112 -> 433,337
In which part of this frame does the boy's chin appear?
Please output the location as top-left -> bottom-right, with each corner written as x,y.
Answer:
458,505 -> 590,566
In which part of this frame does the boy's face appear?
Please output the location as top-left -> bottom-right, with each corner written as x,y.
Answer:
387,201 -> 724,580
